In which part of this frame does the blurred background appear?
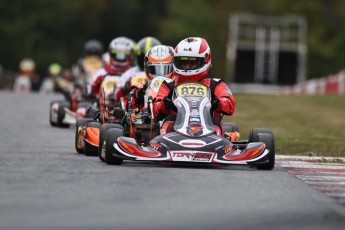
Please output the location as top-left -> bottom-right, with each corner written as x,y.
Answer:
2,0 -> 345,90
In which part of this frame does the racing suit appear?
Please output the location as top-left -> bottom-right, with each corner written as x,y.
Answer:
153,77 -> 236,125
114,66 -> 141,102
90,63 -> 131,96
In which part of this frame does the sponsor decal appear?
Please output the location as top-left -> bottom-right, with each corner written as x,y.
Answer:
120,141 -> 135,154
169,151 -> 214,162
225,88 -> 233,95
223,144 -> 233,154
179,139 -> 206,148
89,127 -> 98,136
183,48 -> 193,51
193,153 -> 213,162
170,151 -> 193,161
250,145 -> 264,158
190,109 -> 200,118
150,141 -> 161,151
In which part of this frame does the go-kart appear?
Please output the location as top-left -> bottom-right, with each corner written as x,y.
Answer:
102,81 -> 275,170
75,74 -> 150,157
49,88 -> 93,128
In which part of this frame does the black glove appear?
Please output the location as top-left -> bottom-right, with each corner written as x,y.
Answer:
211,97 -> 219,111
163,96 -> 177,112
133,88 -> 145,106
112,107 -> 125,119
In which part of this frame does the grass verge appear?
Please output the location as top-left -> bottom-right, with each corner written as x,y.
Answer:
224,94 -> 345,157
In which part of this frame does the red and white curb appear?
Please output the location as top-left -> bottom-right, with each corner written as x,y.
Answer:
276,155 -> 345,205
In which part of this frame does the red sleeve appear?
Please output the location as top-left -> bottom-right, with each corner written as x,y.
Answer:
153,81 -> 174,119
91,74 -> 104,96
214,82 -> 236,115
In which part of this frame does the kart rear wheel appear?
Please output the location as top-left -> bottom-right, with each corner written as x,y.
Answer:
57,101 -> 70,128
77,102 -> 93,118
84,122 -> 101,156
99,124 -> 124,162
75,118 -> 93,154
223,122 -> 239,132
105,128 -> 124,165
249,128 -> 275,170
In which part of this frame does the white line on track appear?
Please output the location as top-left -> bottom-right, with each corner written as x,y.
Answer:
276,155 -> 345,205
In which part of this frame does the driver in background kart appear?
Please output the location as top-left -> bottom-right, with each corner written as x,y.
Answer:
90,36 -> 136,97
130,45 -> 175,111
153,37 -> 236,135
114,36 -> 161,103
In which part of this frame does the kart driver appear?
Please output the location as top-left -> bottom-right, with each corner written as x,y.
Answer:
90,36 -> 136,97
153,37 -> 236,135
114,36 -> 161,103
130,44 -> 175,110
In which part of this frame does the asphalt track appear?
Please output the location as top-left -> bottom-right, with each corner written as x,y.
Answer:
1,91 -> 345,230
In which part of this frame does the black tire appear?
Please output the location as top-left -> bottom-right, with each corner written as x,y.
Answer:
223,122 -> 239,132
84,121 -> 101,156
77,102 -> 93,118
49,101 -> 58,127
75,118 -> 94,154
98,124 -> 124,161
104,128 -> 124,165
57,101 -> 70,128
248,128 -> 275,170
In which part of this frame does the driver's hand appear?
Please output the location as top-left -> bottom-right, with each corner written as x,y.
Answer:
211,97 -> 219,111
133,88 -> 145,106
112,107 -> 125,118
163,97 -> 177,112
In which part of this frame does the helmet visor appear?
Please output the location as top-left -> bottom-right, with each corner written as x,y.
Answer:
109,50 -> 132,62
174,56 -> 204,70
145,62 -> 173,77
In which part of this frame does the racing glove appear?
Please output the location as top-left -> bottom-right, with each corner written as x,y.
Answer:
211,97 -> 220,111
112,107 -> 125,119
163,96 -> 177,113
133,88 -> 145,106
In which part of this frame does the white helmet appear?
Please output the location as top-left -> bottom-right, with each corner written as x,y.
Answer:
144,45 -> 174,80
173,37 -> 211,81
108,37 -> 136,70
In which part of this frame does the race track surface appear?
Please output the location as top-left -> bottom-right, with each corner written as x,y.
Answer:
1,91 -> 345,230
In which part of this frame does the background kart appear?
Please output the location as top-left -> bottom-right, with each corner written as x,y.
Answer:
75,74 -> 152,157
49,89 -> 93,128
103,81 -> 275,170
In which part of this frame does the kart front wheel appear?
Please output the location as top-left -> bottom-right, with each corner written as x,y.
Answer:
99,124 -> 124,162
104,128 -> 124,165
75,118 -> 93,154
248,128 -> 275,170
57,101 -> 70,128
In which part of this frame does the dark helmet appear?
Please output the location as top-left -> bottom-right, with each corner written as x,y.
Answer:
84,39 -> 104,56
134,37 -> 161,69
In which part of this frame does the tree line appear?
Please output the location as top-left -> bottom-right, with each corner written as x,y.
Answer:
1,0 -> 345,80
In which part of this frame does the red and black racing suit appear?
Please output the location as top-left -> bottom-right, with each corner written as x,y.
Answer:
153,77 -> 236,134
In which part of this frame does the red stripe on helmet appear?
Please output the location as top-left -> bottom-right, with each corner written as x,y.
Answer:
199,38 -> 208,54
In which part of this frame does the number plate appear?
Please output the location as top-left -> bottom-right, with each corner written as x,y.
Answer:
131,75 -> 147,85
175,83 -> 208,97
101,78 -> 120,90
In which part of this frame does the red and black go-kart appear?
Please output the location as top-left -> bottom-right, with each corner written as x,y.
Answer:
75,74 -> 150,157
49,87 -> 93,128
102,81 -> 275,170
